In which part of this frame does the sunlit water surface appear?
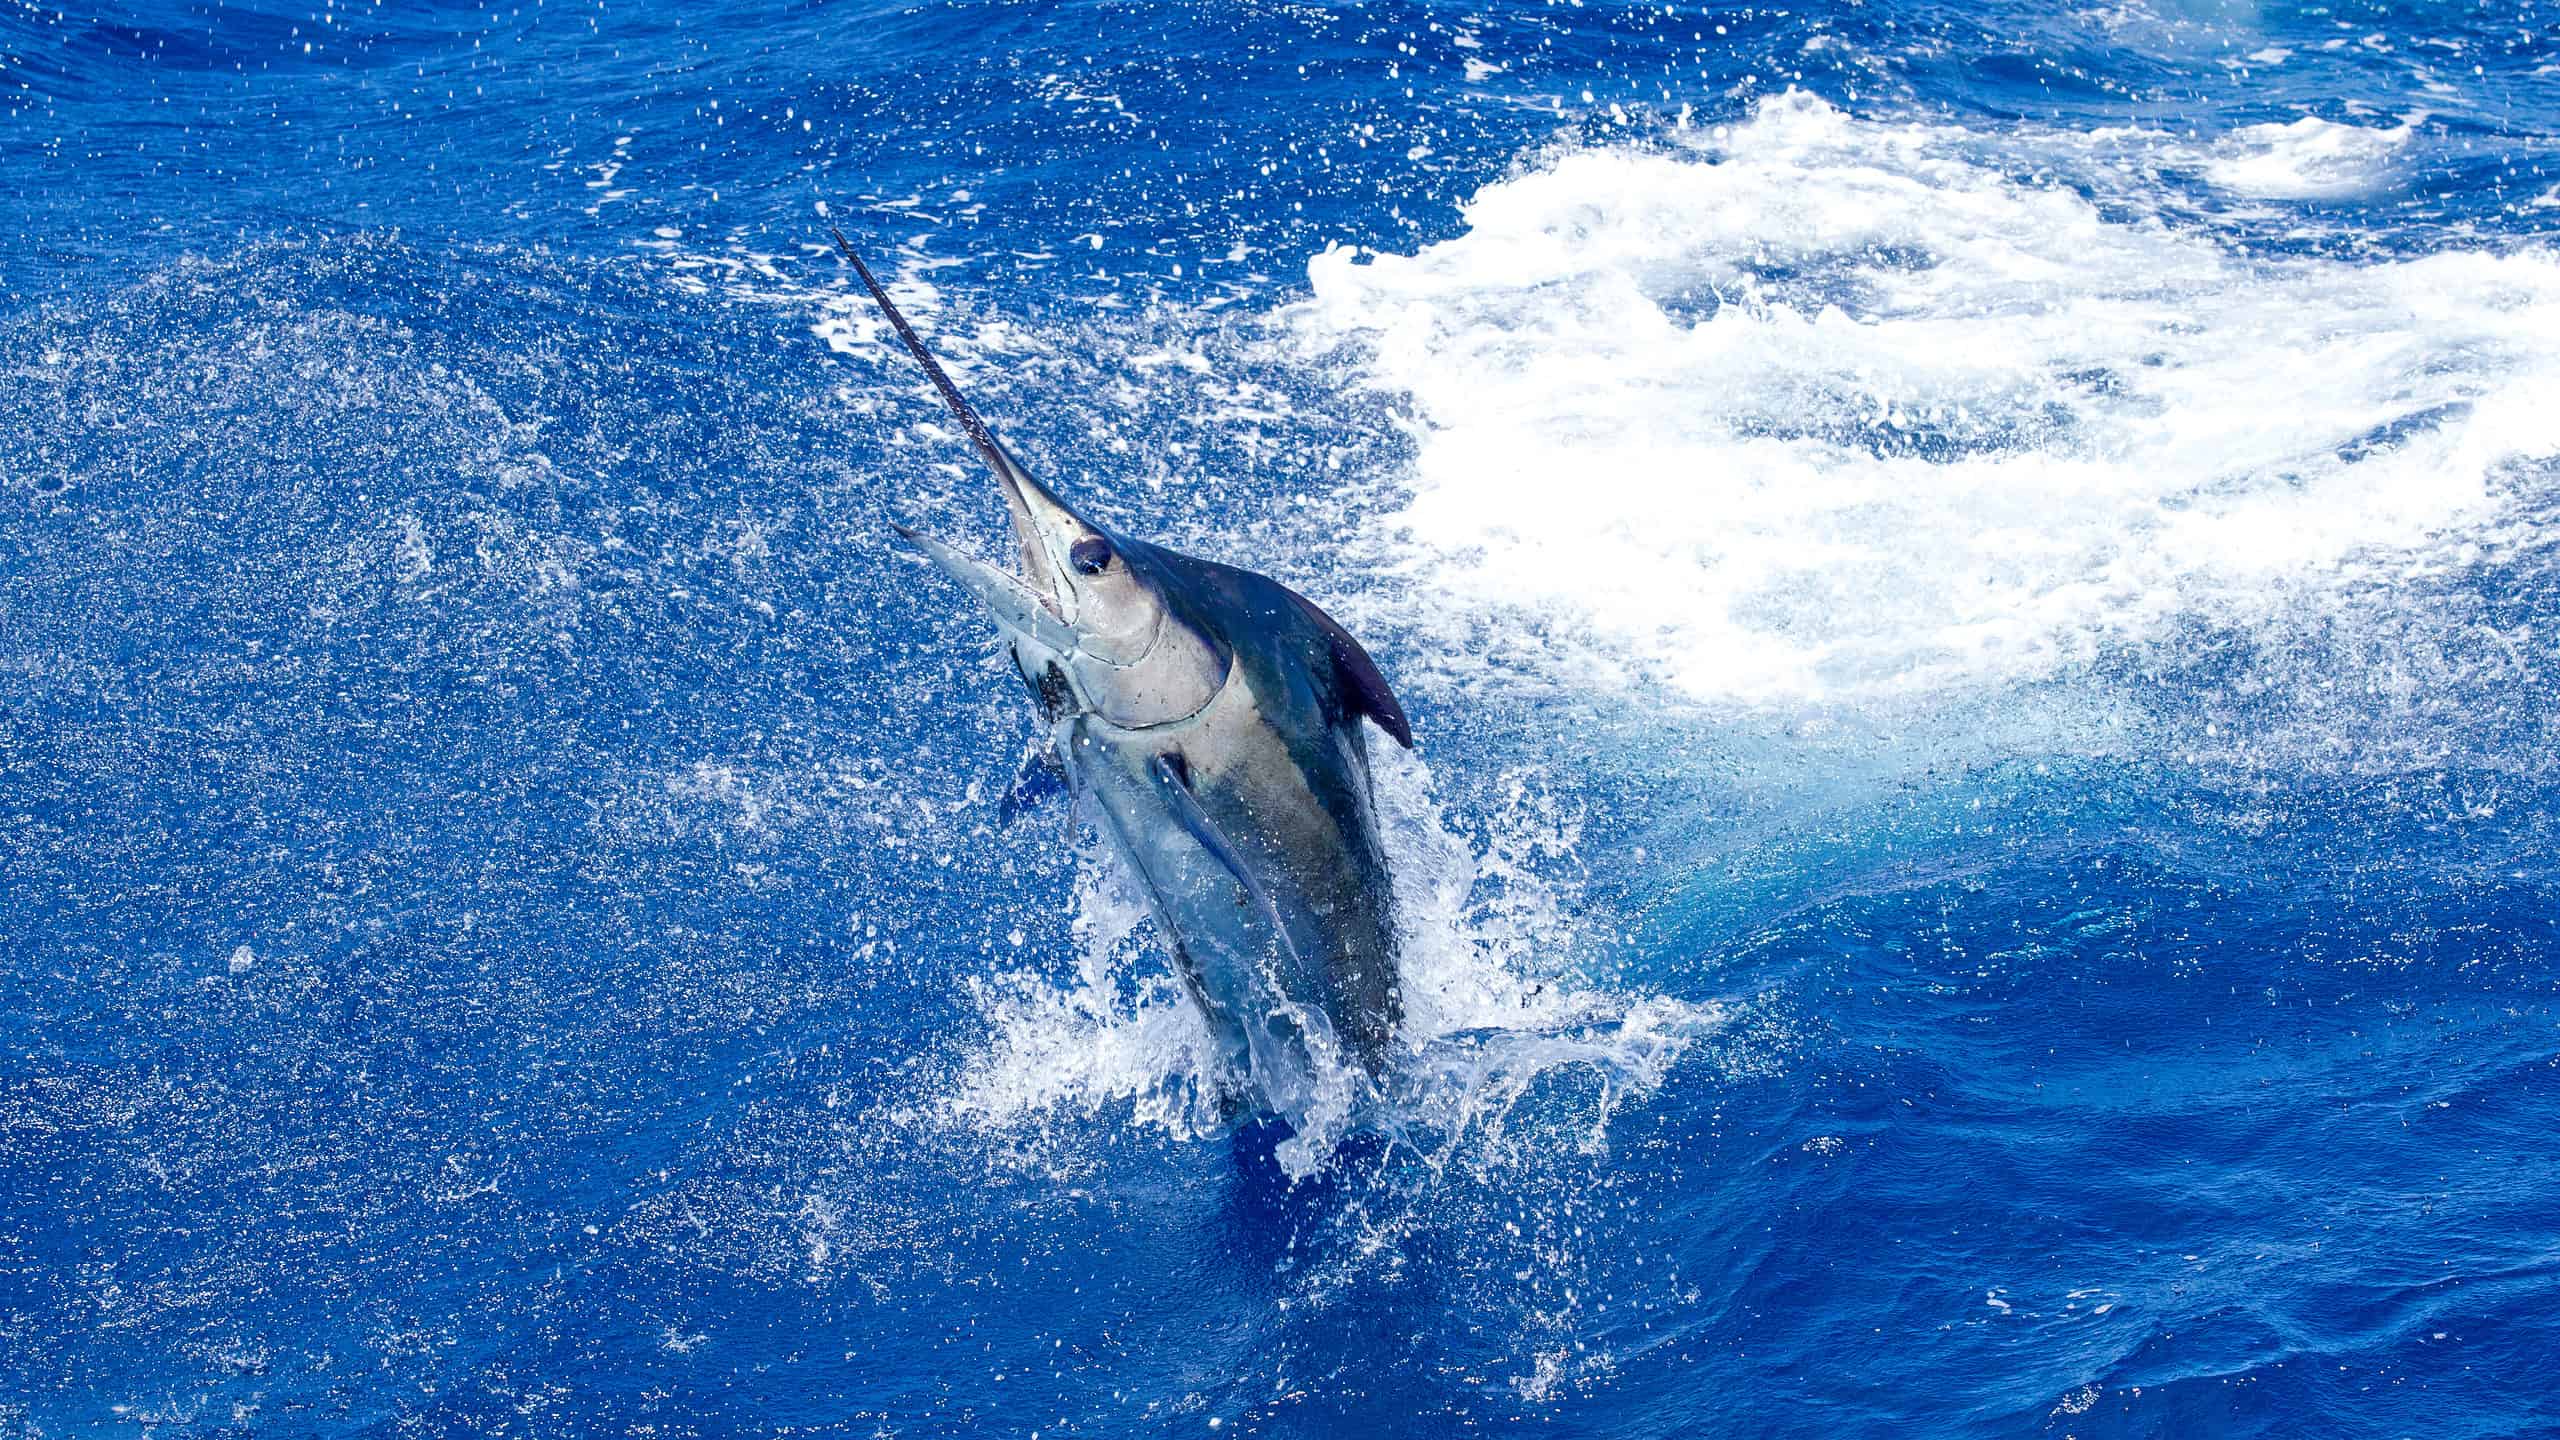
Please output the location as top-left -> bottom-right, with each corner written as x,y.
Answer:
4,0 -> 2557,1434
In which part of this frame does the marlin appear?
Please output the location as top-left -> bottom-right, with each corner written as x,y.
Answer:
833,231 -> 1412,1130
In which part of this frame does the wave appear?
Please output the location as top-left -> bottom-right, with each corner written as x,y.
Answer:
2201,112 -> 2423,199
1290,92 -> 2560,710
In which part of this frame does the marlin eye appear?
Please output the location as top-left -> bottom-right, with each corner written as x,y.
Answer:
1069,538 -> 1114,576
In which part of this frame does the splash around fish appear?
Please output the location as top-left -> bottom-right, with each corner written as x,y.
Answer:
832,226 -> 1719,1175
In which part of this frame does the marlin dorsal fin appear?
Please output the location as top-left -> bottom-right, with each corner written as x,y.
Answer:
1280,586 -> 1414,750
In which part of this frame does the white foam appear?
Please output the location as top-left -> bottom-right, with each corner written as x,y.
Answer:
2202,113 -> 2419,198
938,855 -> 1240,1151
939,749 -> 1722,1179
1292,92 -> 2560,706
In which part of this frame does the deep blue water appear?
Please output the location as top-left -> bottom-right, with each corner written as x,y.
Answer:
7,0 -> 2560,1434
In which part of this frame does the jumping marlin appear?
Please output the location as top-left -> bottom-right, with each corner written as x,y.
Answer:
832,231 -> 1412,1131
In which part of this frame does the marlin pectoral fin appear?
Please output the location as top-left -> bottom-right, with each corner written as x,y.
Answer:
892,521 -> 1082,655
1280,585 -> 1414,749
1148,753 -> 1313,981
997,741 -> 1067,826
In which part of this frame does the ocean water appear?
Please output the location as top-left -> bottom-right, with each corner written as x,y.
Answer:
5,0 -> 2559,1433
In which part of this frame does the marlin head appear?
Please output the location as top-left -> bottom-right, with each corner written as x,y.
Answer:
832,230 -> 1229,729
